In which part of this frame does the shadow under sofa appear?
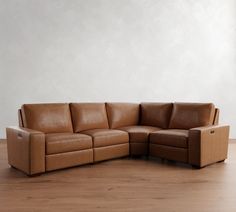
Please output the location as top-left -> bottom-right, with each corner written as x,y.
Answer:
6,102 -> 229,176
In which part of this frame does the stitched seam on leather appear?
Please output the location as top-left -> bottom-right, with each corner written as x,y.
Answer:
104,103 -> 111,128
68,103 -> 75,133
29,133 -> 31,175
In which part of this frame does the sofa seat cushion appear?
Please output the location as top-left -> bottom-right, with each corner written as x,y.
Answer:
82,129 -> 129,148
118,125 -> 161,143
46,133 -> 92,155
150,129 -> 189,148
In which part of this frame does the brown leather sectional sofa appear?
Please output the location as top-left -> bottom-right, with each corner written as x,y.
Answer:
6,102 -> 230,176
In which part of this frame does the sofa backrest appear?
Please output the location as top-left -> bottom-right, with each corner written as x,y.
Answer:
21,103 -> 73,133
169,103 -> 215,129
70,103 -> 109,132
140,103 -> 173,129
19,102 -> 219,132
106,103 -> 139,128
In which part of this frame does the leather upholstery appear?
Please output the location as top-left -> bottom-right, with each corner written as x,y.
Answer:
140,103 -> 172,128
82,129 -> 129,148
46,133 -> 92,155
130,143 -> 148,155
94,143 -> 129,162
21,103 -> 73,133
46,149 -> 93,171
106,103 -> 139,128
150,129 -> 189,148
70,103 -> 109,132
6,102 -> 229,175
119,125 -> 161,156
119,125 -> 161,143
149,144 -> 188,163
6,127 -> 45,175
169,103 -> 215,129
189,125 -> 229,167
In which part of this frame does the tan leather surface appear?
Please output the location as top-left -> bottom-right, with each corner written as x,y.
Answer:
169,103 -> 215,129
213,108 -> 219,125
150,129 -> 189,148
82,129 -> 129,148
6,126 -> 45,175
46,149 -> 93,171
18,109 -> 23,127
106,103 -> 139,128
149,144 -> 188,162
119,125 -> 161,143
46,133 -> 92,155
130,143 -> 148,155
7,102 -> 229,175
70,103 -> 109,132
189,125 -> 229,167
140,103 -> 173,128
94,143 -> 129,162
21,103 -> 73,133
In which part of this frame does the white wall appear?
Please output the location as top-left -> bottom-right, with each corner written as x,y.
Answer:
0,0 -> 236,138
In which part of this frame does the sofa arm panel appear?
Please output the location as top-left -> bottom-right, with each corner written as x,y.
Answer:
6,126 -> 45,175
189,125 -> 229,167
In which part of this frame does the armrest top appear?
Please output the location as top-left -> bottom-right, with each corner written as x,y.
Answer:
190,124 -> 230,132
7,126 -> 44,134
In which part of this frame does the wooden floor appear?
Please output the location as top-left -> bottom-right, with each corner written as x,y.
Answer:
1,140 -> 236,212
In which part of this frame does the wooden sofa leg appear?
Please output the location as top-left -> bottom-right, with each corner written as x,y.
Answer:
27,173 -> 42,177
192,165 -> 201,169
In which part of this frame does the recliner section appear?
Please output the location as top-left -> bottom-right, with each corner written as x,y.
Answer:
150,129 -> 189,148
82,129 -> 129,162
70,103 -> 130,163
6,102 -> 230,176
45,133 -> 92,155
149,129 -> 189,163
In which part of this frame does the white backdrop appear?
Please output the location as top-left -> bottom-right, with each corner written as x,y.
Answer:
0,0 -> 236,138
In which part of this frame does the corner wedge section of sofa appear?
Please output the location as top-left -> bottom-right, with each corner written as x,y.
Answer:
188,125 -> 230,168
6,126 -> 45,176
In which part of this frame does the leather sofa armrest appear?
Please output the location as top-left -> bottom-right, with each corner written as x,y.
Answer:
188,125 -> 230,167
6,126 -> 45,175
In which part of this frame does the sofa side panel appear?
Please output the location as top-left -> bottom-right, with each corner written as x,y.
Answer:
6,127 -> 45,175
189,125 -> 229,167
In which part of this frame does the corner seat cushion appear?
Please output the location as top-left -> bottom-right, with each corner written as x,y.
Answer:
150,129 -> 189,148
82,129 -> 129,148
118,125 -> 162,143
169,103 -> 215,129
46,133 -> 92,155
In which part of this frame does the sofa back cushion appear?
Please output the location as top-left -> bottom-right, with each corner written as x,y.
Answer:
169,103 -> 215,129
106,103 -> 139,128
21,103 -> 73,133
70,103 -> 109,132
140,103 -> 173,128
